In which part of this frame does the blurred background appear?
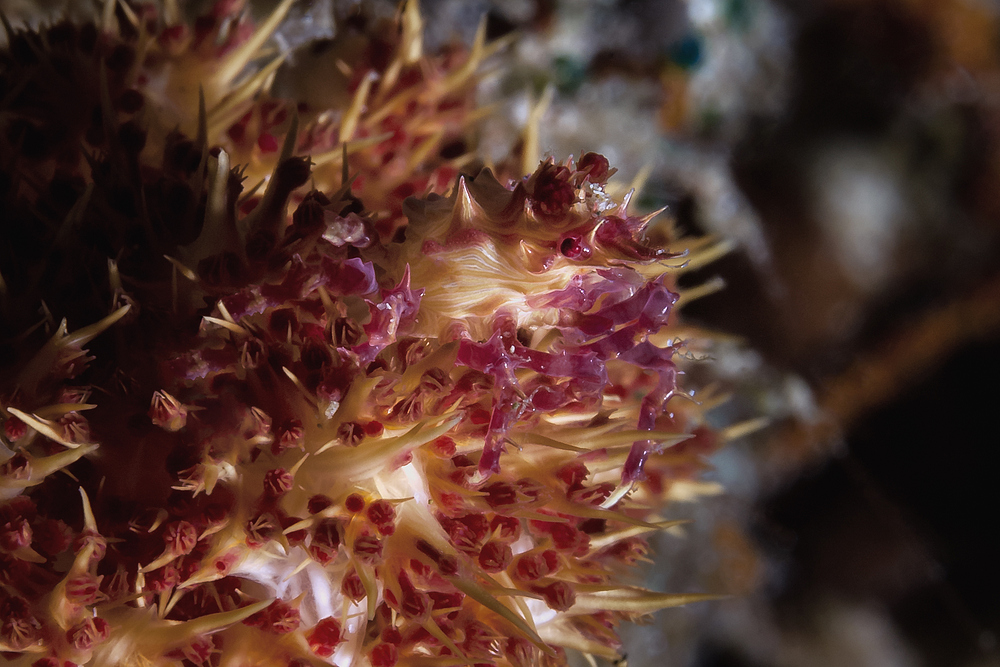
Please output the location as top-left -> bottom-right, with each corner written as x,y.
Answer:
4,0 -> 1000,665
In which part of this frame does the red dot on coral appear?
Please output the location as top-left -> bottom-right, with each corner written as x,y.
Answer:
345,493 -> 365,513
257,133 -> 279,153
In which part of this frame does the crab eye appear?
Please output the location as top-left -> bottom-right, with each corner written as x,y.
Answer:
559,234 -> 591,259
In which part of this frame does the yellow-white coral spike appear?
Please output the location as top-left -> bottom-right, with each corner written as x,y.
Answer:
681,238 -> 736,273
207,55 -> 285,137
0,444 -> 98,501
162,0 -> 179,25
521,85 -> 555,178
278,111 -> 299,163
202,316 -> 247,336
311,132 -> 395,168
101,0 -> 118,35
157,599 -> 273,644
288,453 -> 309,477
407,128 -> 446,175
339,72 -> 376,143
7,408 -> 86,449
441,15 -> 488,95
675,276 -> 726,308
571,588 -> 721,614
10,545 -> 45,563
34,403 -> 97,419
312,415 -> 461,481
163,255 -> 198,282
586,520 -> 688,552
214,0 -> 294,88
400,0 -> 423,64
666,480 -> 725,501
537,622 -> 620,660
80,486 -> 98,532
204,148 -> 232,248
720,417 -> 769,442
625,163 -> 654,202
447,576 -> 551,654
422,616 -> 466,659
509,433 -> 586,453
115,0 -> 139,30
65,303 -> 131,348
196,86 -> 208,161
600,482 -> 634,509
452,175 -> 481,224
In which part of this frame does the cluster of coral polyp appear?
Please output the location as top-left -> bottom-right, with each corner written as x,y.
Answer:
0,2 -> 719,667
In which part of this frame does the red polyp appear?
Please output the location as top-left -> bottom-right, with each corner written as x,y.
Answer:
257,132 -> 279,153
273,418 -> 305,455
506,637 -> 535,667
370,642 -> 399,667
409,559 -> 432,579
145,564 -> 179,593
243,600 -> 300,634
65,573 -> 102,605
309,518 -> 342,565
458,513 -> 490,543
268,601 -> 302,634
532,581 -> 576,611
513,551 -> 554,581
489,514 -> 521,542
66,616 -> 110,651
431,436 -> 457,457
162,521 -> 198,556
2,415 -> 26,442
428,591 -> 464,610
569,482 -> 614,506
180,635 -> 215,664
307,494 -> 333,514
0,516 -> 32,551
263,468 -> 293,497
73,530 -> 106,564
398,580 -> 431,621
461,620 -> 499,657
345,493 -> 366,513
1,594 -> 42,650
598,537 -> 650,565
341,569 -> 366,602
529,162 -> 575,222
578,152 -> 611,183
366,500 -> 396,530
548,523 -> 590,554
307,617 -> 343,657
556,461 -> 589,488
481,482 -> 517,509
353,533 -> 383,564
338,421 -> 366,447
478,540 -> 512,573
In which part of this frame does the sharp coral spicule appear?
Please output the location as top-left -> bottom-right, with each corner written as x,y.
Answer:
0,2 -> 722,666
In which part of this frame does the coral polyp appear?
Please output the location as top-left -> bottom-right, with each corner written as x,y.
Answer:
0,2 -> 725,666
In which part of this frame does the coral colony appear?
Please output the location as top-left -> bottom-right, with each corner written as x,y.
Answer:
0,2 -> 727,666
